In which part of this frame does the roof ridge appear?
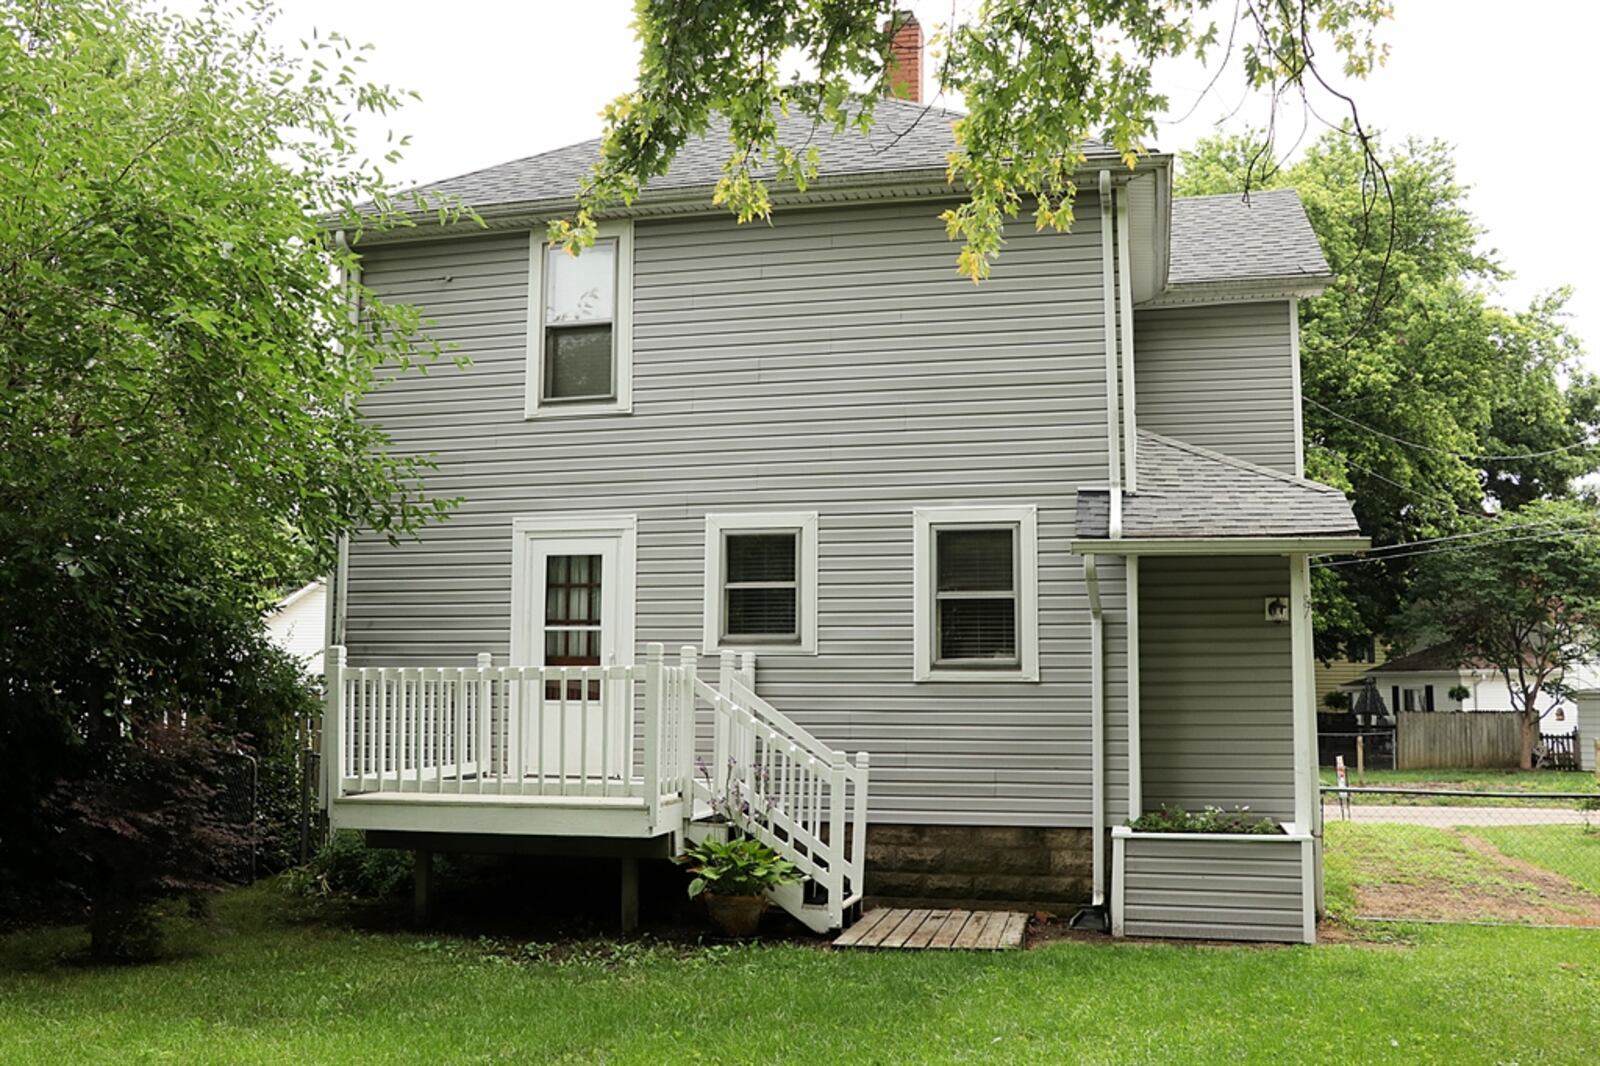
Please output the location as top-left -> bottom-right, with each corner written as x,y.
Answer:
1136,429 -> 1346,497
1172,188 -> 1302,204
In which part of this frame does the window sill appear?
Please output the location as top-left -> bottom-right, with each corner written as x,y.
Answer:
524,400 -> 633,420
706,640 -> 818,657
914,666 -> 1039,684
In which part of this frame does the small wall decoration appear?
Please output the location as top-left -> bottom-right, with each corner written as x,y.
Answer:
1263,596 -> 1290,624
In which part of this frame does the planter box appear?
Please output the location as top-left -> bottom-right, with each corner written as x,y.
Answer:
1111,825 -> 1314,944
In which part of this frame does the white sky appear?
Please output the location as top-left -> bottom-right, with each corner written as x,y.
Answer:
196,0 -> 1599,358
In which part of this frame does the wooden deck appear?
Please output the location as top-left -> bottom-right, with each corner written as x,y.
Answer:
832,908 -> 1027,951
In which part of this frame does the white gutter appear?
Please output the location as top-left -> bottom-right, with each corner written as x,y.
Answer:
1098,171 -> 1122,539
1116,183 -> 1137,493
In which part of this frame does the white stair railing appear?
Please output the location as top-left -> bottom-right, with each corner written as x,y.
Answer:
323,644 -> 868,930
692,652 -> 870,932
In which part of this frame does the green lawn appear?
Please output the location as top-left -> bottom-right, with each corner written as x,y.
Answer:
1320,768 -> 1599,806
2,886 -> 1599,1064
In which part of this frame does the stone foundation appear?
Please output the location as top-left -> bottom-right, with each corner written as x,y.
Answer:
864,824 -> 1095,912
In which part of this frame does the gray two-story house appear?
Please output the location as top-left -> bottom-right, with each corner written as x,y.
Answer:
320,65 -> 1365,943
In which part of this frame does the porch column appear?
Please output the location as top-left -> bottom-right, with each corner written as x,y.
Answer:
1287,554 -> 1315,831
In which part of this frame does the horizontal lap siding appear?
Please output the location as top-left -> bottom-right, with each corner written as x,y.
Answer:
1135,301 -> 1298,474
1121,836 -> 1305,941
348,199 -> 1115,826
1139,556 -> 1294,820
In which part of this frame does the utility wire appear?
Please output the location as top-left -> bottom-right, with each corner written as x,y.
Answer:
1316,518 -> 1594,560
1307,396 -> 1596,462
1312,526 -> 1597,570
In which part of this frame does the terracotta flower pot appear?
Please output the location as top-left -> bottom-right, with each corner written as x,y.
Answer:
704,893 -> 767,937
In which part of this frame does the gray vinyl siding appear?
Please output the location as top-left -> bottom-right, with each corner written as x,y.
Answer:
1120,835 -> 1306,942
346,197 -> 1121,827
1138,556 -> 1294,821
1134,301 -> 1299,473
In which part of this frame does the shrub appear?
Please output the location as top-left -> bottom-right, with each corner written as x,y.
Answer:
293,831 -> 453,898
676,837 -> 801,899
1127,805 -> 1281,835
52,718 -> 253,962
1323,691 -> 1352,712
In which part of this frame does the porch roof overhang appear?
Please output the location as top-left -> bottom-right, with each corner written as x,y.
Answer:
1074,431 -> 1366,556
1074,534 -> 1369,556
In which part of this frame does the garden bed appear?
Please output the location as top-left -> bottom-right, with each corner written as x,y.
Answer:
1111,824 -> 1314,944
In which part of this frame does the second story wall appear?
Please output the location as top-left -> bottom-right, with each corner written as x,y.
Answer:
346,197 -> 1122,827
1134,300 -> 1300,474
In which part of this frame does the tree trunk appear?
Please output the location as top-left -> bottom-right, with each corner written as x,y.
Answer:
1520,709 -> 1537,771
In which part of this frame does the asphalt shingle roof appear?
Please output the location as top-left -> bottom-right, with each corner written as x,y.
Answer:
1166,190 -> 1330,286
394,108 -> 1330,287
1075,430 -> 1360,540
404,99 -> 1111,209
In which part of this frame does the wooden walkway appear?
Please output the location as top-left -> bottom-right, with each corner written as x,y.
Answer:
832,908 -> 1026,951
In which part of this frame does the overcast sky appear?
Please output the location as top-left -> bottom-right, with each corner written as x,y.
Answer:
220,1 -> 1598,359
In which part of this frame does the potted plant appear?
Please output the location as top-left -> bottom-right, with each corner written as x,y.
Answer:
1448,684 -> 1471,709
677,836 -> 800,937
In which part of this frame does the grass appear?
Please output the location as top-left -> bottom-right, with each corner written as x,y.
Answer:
1319,768 -> 1599,806
3,886 -> 1600,1064
1321,821 -> 1544,921
1474,825 -> 1600,895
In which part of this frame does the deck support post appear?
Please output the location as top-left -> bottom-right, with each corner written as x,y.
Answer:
413,849 -> 433,926
620,857 -> 640,934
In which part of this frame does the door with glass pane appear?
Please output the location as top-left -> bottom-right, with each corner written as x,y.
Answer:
517,535 -> 626,783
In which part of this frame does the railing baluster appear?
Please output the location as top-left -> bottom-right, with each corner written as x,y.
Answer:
580,666 -> 592,794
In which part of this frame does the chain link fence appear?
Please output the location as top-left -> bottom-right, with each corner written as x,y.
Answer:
1321,786 -> 1600,926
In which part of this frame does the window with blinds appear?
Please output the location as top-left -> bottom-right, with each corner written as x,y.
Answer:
722,532 -> 800,643
703,512 -> 818,654
934,528 -> 1018,664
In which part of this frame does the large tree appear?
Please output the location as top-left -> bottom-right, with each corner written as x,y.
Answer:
551,1 -> 1393,280
1177,131 -> 1600,654
1399,499 -> 1600,769
0,0 -> 451,952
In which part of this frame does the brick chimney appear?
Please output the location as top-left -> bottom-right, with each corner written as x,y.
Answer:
884,11 -> 922,103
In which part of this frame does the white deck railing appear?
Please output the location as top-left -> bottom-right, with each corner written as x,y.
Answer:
323,643 -> 868,928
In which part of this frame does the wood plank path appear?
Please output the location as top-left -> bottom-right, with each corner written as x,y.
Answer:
832,908 -> 1027,951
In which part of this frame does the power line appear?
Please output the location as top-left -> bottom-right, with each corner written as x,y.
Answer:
1312,526 -> 1597,570
1306,396 -> 1596,463
1316,518 -> 1594,561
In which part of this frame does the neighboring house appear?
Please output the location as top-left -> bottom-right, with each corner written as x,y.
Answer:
1342,644 -> 1586,735
265,579 -> 327,675
1315,637 -> 1384,709
320,17 -> 1364,943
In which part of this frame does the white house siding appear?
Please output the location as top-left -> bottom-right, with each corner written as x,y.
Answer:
1138,555 -> 1296,822
266,581 -> 326,674
1133,301 -> 1299,474
345,198 -> 1131,828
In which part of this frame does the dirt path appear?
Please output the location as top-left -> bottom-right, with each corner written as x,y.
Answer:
1349,830 -> 1600,926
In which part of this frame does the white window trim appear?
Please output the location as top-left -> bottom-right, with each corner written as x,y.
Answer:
913,505 -> 1040,683
702,512 -> 819,656
509,514 -> 637,667
524,220 -> 634,419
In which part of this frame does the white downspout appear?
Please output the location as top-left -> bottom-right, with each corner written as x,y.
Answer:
1085,555 -> 1106,912
1099,171 -> 1122,537
326,230 -> 357,651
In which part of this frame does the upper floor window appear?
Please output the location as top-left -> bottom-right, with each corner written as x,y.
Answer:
526,221 -> 633,418
703,512 -> 819,655
913,505 -> 1039,682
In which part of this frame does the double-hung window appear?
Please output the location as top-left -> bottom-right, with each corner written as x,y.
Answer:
913,506 -> 1039,681
703,513 -> 819,655
526,220 -> 633,417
